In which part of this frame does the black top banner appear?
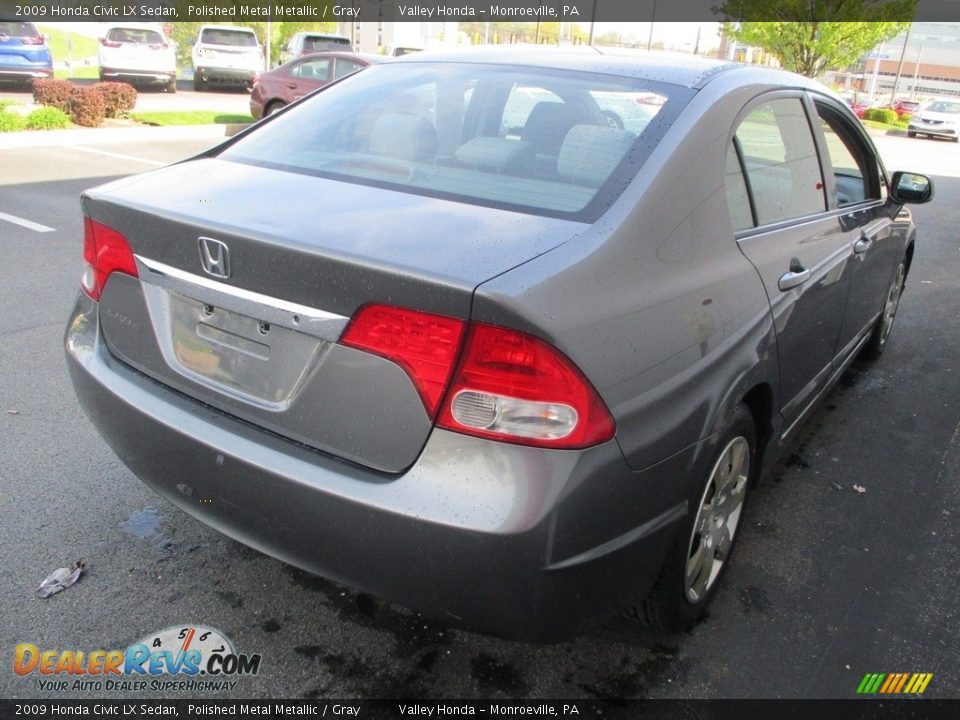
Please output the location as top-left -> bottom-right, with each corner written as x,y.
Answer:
0,0 -> 957,23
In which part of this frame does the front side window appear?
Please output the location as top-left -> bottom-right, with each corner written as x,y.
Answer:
734,98 -> 825,226
815,103 -> 878,207
220,63 -> 692,220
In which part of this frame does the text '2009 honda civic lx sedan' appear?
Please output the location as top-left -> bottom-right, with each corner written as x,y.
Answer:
65,49 -> 934,640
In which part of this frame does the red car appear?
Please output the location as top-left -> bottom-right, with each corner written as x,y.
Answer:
250,52 -> 382,119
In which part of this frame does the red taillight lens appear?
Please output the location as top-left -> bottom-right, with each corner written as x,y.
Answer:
100,38 -> 122,48
81,217 -> 138,301
436,324 -> 615,449
341,305 -> 466,418
22,36 -> 44,46
341,303 -> 615,449
149,43 -> 168,50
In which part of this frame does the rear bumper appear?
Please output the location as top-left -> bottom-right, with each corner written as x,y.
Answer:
0,65 -> 52,80
66,294 -> 694,640
194,66 -> 256,85
101,68 -> 174,84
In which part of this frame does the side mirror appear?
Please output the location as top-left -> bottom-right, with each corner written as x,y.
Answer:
890,171 -> 934,204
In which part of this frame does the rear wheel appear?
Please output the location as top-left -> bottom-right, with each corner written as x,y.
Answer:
907,131 -> 917,138
193,76 -> 206,92
165,79 -> 177,94
862,260 -> 906,360
635,404 -> 756,632
265,100 -> 287,116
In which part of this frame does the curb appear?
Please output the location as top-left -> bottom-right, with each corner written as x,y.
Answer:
0,123 -> 249,150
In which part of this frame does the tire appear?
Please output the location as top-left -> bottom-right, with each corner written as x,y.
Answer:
264,101 -> 287,117
635,403 -> 757,632
193,76 -> 206,92
165,79 -> 177,94
907,131 -> 917,138
862,259 -> 906,361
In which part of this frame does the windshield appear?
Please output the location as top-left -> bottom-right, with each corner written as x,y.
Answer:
220,63 -> 690,220
926,100 -> 960,114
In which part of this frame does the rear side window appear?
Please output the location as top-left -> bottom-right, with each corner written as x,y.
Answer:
734,98 -> 825,226
220,63 -> 692,221
200,29 -> 257,47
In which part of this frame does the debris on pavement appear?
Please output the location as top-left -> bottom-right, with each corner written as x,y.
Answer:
852,484 -> 867,494
37,559 -> 86,598
832,481 -> 843,490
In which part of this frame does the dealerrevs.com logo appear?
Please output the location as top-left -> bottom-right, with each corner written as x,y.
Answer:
14,625 -> 262,692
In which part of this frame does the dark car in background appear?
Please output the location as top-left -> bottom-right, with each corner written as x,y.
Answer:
66,49 -> 932,640
249,51 -> 382,119
0,20 -> 52,88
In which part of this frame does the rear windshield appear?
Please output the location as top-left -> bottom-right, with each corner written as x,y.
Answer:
303,36 -> 350,52
0,21 -> 39,38
106,28 -> 163,44
220,63 -> 690,221
200,28 -> 257,47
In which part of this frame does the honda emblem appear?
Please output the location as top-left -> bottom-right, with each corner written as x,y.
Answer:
198,237 -> 230,279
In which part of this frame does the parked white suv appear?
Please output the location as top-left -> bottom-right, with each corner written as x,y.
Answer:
98,23 -> 176,92
191,25 -> 263,91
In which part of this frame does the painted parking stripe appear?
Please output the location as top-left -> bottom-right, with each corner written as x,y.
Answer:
0,211 -> 55,233
70,146 -> 167,166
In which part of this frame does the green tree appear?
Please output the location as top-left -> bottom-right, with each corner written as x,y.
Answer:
718,0 -> 917,77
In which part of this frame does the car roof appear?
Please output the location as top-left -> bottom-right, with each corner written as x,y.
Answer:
103,23 -> 167,33
296,32 -> 350,40
199,25 -> 258,34
390,46 -> 746,89
294,51 -> 381,63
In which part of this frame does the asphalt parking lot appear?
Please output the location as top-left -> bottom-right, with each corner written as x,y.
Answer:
1,130 -> 958,700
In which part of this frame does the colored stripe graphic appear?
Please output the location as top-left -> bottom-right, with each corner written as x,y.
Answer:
857,672 -> 932,694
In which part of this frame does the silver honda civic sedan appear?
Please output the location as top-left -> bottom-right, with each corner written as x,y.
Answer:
65,48 -> 933,640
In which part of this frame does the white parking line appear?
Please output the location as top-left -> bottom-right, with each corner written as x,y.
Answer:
69,146 -> 167,166
0,211 -> 55,233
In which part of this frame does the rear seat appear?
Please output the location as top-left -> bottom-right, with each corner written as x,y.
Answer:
557,125 -> 636,187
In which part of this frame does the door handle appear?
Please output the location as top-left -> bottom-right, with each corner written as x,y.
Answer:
854,234 -> 873,254
778,259 -> 811,291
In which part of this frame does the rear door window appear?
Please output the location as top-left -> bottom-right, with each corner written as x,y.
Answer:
734,98 -> 826,226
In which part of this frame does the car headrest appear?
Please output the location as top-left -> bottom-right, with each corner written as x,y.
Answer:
557,125 -> 636,187
368,112 -> 439,163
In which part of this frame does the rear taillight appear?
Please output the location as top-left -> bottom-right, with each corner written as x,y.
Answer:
22,36 -> 44,46
81,217 -> 138,301
437,324 -> 615,449
341,305 -> 466,418
149,43 -> 168,50
100,38 -> 122,48
341,305 -> 615,449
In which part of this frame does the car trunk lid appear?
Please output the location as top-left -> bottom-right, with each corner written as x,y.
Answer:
84,158 -> 587,473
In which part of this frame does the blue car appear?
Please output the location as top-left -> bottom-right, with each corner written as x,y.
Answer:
0,20 -> 53,87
